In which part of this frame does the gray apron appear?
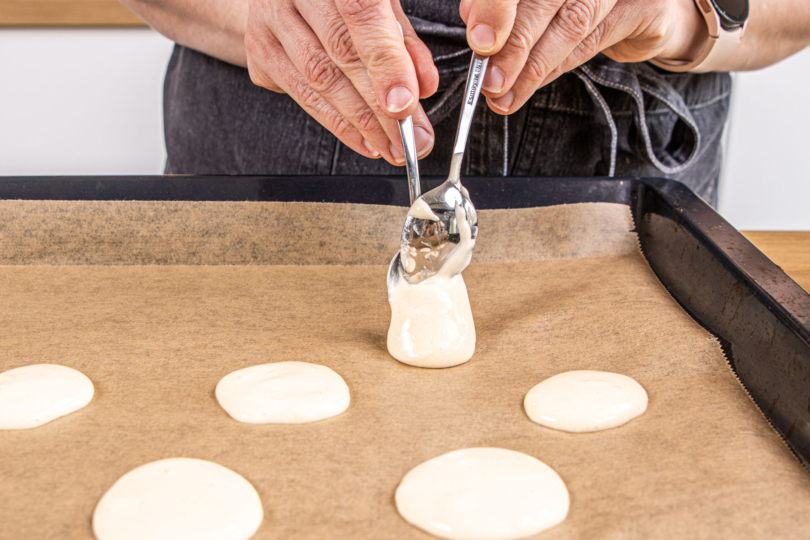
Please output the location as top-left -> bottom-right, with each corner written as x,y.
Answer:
163,7 -> 731,206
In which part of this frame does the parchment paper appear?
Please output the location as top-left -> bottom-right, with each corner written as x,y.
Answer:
0,201 -> 637,265
1,201 -> 809,539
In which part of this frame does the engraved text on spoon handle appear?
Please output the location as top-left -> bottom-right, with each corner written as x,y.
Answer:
452,53 -> 489,158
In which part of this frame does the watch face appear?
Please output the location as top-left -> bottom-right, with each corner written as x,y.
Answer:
711,0 -> 749,26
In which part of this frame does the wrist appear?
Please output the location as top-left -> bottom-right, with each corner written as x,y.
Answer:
662,0 -> 710,62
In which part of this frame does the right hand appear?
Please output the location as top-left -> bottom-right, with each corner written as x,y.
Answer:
245,0 -> 439,165
460,0 -> 709,114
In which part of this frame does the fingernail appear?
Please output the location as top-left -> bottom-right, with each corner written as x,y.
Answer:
363,139 -> 379,157
414,126 -> 434,157
483,65 -> 505,93
470,24 -> 496,52
490,91 -> 514,112
389,143 -> 405,163
386,86 -> 414,113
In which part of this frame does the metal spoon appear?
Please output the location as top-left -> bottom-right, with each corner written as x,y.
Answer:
388,108 -> 424,299
398,52 -> 487,284
394,22 -> 423,205
397,115 -> 422,204
388,52 -> 488,292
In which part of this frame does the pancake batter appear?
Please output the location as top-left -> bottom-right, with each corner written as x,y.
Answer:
524,370 -> 648,432
407,198 -> 441,221
396,448 -> 569,540
387,204 -> 476,368
0,364 -> 94,430
93,457 -> 263,540
215,361 -> 350,424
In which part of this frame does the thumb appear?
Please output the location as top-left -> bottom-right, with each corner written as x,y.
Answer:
460,0 -> 519,56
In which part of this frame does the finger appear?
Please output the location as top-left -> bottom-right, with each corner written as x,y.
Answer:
388,103 -> 435,164
490,0 -> 614,114
265,6 -> 392,159
334,0 -> 420,118
538,0 -> 689,88
394,9 -> 439,98
600,5 -> 675,64
298,2 -> 434,164
479,0 -> 564,97
244,39 -> 286,94
244,0 -> 286,94
537,7 -> 632,88
245,27 -> 378,159
250,74 -> 286,94
459,0 -> 519,56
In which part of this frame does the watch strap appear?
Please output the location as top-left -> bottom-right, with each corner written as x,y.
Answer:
649,0 -> 744,73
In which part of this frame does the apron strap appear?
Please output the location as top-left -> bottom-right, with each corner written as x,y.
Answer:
575,56 -> 702,175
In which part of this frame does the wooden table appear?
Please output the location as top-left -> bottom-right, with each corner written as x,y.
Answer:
0,0 -> 143,26
742,232 -> 810,293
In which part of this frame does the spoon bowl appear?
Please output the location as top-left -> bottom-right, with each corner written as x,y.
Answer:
399,178 -> 477,283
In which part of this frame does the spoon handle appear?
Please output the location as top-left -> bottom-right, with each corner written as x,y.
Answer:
397,116 -> 421,205
449,53 -> 489,179
394,21 -> 422,205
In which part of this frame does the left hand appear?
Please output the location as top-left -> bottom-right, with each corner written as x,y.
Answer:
459,0 -> 709,114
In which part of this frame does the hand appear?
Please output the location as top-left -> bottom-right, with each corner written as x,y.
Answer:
460,0 -> 709,114
245,0 -> 439,164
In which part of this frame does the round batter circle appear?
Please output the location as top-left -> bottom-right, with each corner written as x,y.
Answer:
395,447 -> 569,540
524,370 -> 648,433
93,457 -> 263,540
0,364 -> 94,430
215,361 -> 350,424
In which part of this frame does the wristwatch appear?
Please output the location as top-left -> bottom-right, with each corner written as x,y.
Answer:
650,0 -> 749,73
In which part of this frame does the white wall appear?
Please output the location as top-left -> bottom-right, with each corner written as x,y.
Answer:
0,28 -> 808,230
0,28 -> 174,175
719,48 -> 810,231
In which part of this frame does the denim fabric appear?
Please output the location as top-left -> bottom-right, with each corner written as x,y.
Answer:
163,12 -> 731,206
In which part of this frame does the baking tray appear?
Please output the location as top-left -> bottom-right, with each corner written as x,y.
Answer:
2,174 -> 809,472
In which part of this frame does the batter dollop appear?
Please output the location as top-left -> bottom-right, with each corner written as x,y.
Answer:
407,198 -> 441,221
0,364 -> 94,430
387,204 -> 476,368
93,457 -> 263,540
216,361 -> 350,424
524,370 -> 648,432
396,448 -> 569,540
